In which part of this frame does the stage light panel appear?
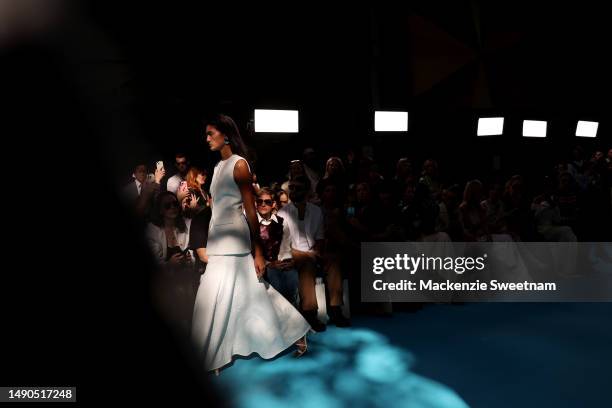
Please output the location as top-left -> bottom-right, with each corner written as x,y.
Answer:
477,117 -> 504,136
374,111 -> 408,132
575,120 -> 598,138
254,109 -> 299,133
522,120 -> 547,138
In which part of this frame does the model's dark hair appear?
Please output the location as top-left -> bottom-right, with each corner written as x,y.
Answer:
206,114 -> 250,161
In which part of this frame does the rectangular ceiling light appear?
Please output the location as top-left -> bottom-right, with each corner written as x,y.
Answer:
575,120 -> 598,138
522,120 -> 547,138
254,109 -> 299,133
374,111 -> 408,132
477,117 -> 504,136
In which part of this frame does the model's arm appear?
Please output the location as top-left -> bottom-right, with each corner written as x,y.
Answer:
234,159 -> 266,278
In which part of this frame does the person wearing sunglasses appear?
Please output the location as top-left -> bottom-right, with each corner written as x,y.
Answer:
192,114 -> 310,375
146,191 -> 196,335
166,153 -> 190,194
255,188 -> 297,307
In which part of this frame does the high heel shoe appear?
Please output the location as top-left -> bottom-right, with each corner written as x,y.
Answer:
293,336 -> 308,358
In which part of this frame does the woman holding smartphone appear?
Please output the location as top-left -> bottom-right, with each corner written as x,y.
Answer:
146,191 -> 197,334
191,114 -> 310,375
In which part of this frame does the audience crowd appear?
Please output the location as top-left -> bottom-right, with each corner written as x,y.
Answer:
122,145 -> 612,332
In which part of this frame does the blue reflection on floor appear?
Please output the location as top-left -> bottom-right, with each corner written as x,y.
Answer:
357,303 -> 612,408
214,303 -> 612,407
215,325 -> 469,408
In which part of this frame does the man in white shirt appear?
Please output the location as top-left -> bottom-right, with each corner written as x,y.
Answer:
278,176 -> 349,331
166,153 -> 190,194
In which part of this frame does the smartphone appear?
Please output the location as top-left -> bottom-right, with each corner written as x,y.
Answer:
346,206 -> 355,217
156,161 -> 164,171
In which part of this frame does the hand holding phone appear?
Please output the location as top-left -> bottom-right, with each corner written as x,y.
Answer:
154,162 -> 166,184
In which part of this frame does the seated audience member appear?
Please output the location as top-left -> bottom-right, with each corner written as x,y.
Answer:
436,184 -> 463,240
146,192 -> 197,334
357,156 -> 385,188
399,181 -> 415,209
567,146 -> 585,180
166,153 -> 190,194
419,159 -> 442,199
502,175 -> 536,241
459,180 -> 481,240
278,176 -> 349,330
393,157 -> 416,199
555,171 -> 580,230
317,156 -> 348,203
555,161 -> 569,176
481,182 -> 507,234
460,180 -> 506,242
369,181 -> 404,241
252,173 -> 261,194
275,189 -> 290,212
401,182 -> 440,241
255,188 -> 298,306
346,182 -> 375,241
302,147 -> 322,189
147,192 -> 194,264
320,181 -> 355,310
322,156 -> 346,182
281,159 -> 318,203
532,178 -> 577,242
399,183 -> 417,239
592,150 -> 603,161
583,156 -> 612,240
343,148 -> 359,185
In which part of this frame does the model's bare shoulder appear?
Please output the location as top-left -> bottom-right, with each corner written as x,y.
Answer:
233,158 -> 252,184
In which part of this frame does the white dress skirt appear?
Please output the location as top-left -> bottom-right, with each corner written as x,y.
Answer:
191,253 -> 311,371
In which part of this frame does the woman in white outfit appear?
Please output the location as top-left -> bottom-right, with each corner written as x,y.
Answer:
191,114 -> 310,374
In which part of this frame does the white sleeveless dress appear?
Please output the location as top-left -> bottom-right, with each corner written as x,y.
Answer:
191,154 -> 310,371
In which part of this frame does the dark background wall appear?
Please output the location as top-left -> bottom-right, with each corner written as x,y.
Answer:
74,2 -> 610,188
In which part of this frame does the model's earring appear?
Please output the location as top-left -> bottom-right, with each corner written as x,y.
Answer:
224,136 -> 230,145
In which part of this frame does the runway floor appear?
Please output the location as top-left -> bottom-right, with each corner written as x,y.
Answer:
215,303 -> 612,408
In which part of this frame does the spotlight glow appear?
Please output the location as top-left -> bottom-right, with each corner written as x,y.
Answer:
477,117 -> 504,136
374,111 -> 408,132
522,120 -> 547,138
254,109 -> 299,133
575,121 -> 598,138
